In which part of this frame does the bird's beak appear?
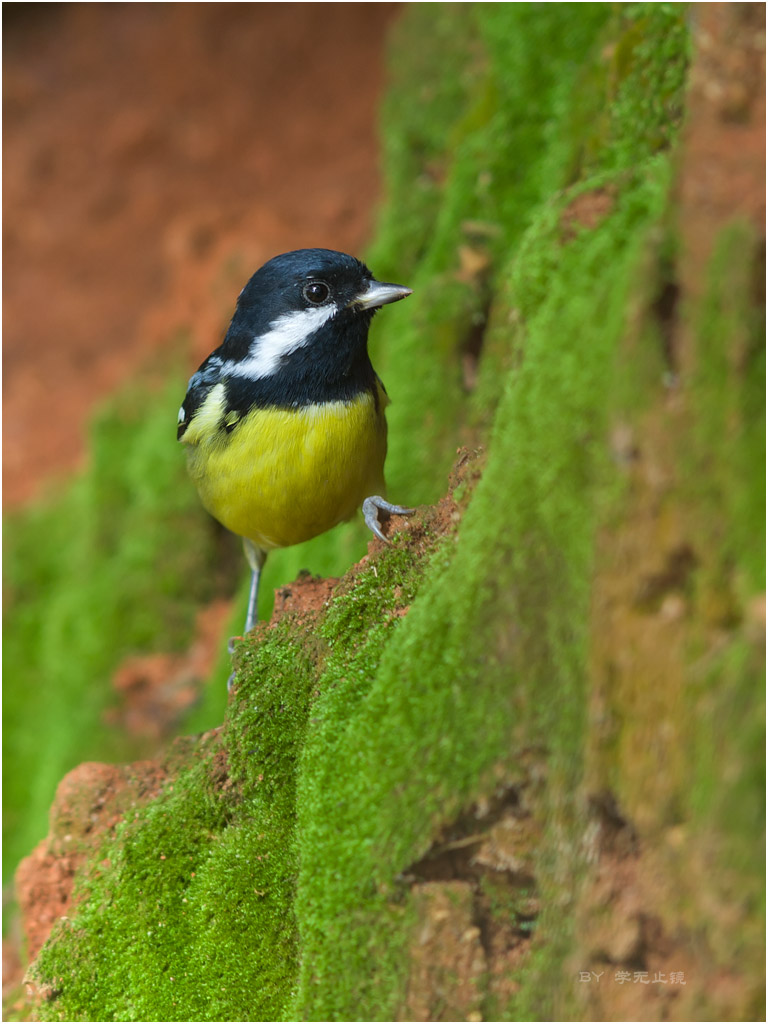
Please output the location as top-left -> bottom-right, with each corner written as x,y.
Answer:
350,279 -> 412,311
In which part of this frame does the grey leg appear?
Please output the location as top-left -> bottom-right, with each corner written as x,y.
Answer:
242,538 -> 267,633
362,495 -> 414,544
228,539 -> 267,692
243,566 -> 261,635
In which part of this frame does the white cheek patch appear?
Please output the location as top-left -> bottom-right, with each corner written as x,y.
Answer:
223,303 -> 338,380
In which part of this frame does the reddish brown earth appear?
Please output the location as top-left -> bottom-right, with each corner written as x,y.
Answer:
105,598 -> 232,739
3,2 -> 399,507
15,759 -> 172,965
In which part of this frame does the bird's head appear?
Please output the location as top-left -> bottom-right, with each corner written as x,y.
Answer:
220,248 -> 411,381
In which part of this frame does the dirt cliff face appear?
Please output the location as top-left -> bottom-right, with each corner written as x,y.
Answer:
3,3 -> 398,506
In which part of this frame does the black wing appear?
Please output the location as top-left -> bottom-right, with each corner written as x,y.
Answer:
177,354 -> 224,440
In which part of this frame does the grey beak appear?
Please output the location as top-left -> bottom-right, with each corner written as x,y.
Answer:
350,279 -> 412,311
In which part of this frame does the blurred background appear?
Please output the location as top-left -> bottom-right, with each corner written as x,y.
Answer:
4,2 -> 398,507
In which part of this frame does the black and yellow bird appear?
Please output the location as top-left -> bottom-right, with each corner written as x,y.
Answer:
177,248 -> 413,640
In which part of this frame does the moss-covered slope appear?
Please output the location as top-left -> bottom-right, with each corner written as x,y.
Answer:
14,4 -> 765,1022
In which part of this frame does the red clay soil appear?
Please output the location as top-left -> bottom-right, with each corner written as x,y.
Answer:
3,3 -> 399,507
106,598 -> 232,739
14,759 -> 170,965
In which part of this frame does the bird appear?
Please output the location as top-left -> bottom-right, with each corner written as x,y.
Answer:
177,247 -> 413,647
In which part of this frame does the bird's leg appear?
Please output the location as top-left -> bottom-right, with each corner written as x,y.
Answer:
242,538 -> 267,633
362,495 -> 415,544
243,567 -> 260,635
227,540 -> 267,692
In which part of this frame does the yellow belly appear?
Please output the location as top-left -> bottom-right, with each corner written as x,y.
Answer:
183,389 -> 388,550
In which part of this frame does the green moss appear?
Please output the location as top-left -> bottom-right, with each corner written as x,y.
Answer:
370,3 -> 689,504
30,511 -> 443,1022
291,166 -> 674,1022
31,618 -> 316,1022
688,223 -> 766,592
3,371 -> 225,889
288,4 -> 693,1017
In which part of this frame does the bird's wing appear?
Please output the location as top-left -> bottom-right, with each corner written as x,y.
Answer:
177,355 -> 224,441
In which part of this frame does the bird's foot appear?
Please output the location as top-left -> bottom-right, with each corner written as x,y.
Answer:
362,495 -> 415,544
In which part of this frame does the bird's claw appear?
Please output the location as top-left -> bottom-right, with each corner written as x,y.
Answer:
362,495 -> 415,544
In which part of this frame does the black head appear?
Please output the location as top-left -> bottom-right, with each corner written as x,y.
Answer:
222,248 -> 410,361
211,248 -> 411,407
237,249 -> 388,319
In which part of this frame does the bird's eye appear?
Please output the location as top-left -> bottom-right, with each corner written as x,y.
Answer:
302,281 -> 330,304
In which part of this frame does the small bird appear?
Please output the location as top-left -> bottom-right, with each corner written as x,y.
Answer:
178,248 -> 413,641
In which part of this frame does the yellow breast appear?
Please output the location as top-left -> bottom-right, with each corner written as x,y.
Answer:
182,386 -> 388,550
